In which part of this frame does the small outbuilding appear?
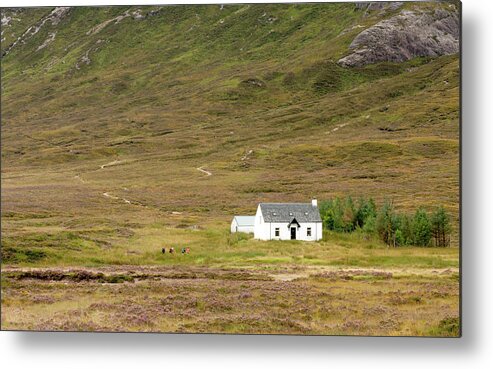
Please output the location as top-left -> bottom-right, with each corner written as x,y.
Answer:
230,215 -> 255,234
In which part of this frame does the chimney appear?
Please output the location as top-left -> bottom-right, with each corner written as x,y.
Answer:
311,198 -> 317,207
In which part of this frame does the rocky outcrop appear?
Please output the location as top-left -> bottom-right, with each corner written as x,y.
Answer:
338,7 -> 459,67
86,8 -> 148,36
2,7 -> 70,56
355,2 -> 404,14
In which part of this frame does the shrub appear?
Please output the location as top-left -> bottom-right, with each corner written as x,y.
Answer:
1,246 -> 47,264
429,317 -> 460,337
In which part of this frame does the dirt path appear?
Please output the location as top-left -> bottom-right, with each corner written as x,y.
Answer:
329,122 -> 349,133
72,160 -> 141,207
100,160 -> 124,169
103,192 -> 131,204
196,166 -> 212,176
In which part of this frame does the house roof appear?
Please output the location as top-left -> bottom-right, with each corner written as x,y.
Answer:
259,203 -> 322,223
233,216 -> 256,226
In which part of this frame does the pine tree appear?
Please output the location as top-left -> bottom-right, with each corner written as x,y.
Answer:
320,199 -> 334,230
376,200 -> 397,247
342,196 -> 356,232
399,213 -> 414,245
431,206 -> 451,247
354,197 -> 366,229
355,197 -> 377,229
363,214 -> 377,234
413,208 -> 432,247
395,229 -> 405,246
332,197 -> 345,232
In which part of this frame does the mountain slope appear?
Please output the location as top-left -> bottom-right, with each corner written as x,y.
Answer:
1,2 -> 460,249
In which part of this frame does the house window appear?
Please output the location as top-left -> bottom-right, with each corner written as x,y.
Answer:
307,227 -> 312,237
275,228 -> 280,237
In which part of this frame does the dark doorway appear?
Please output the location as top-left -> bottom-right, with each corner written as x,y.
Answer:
290,227 -> 296,240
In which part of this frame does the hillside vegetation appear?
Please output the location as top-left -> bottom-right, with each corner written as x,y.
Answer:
1,3 -> 459,253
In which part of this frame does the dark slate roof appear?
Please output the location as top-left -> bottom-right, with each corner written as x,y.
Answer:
259,203 -> 322,223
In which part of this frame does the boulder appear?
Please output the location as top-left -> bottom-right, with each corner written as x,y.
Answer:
338,8 -> 459,67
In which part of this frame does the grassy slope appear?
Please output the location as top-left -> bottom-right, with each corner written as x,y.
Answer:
1,3 -> 459,267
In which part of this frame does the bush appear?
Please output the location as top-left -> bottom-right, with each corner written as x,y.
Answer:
1,246 -> 47,264
429,317 -> 460,337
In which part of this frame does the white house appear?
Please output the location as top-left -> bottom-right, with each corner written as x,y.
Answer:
231,199 -> 323,241
254,199 -> 323,241
230,216 -> 255,234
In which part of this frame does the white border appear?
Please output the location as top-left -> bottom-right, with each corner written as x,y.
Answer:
2,1 -> 493,368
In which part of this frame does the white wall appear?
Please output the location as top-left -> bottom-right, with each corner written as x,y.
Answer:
253,205 -> 322,241
230,218 -> 238,233
259,222 -> 321,241
316,222 -> 323,241
253,205 -> 266,240
230,219 -> 254,234
240,225 -> 254,234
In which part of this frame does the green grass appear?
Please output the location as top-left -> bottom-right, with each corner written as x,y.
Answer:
427,317 -> 460,337
1,220 -> 459,269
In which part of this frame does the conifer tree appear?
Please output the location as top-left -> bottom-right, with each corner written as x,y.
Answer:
376,200 -> 397,247
413,208 -> 432,247
431,206 -> 451,247
342,196 -> 356,232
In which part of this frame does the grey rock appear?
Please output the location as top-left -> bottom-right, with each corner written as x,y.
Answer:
367,2 -> 388,11
338,8 -> 459,67
388,2 -> 404,11
355,2 -> 404,13
2,7 -> 70,56
355,2 -> 371,10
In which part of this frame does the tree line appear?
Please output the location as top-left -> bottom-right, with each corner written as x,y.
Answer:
319,197 -> 452,247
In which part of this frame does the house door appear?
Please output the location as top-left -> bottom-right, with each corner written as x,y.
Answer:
290,227 -> 296,240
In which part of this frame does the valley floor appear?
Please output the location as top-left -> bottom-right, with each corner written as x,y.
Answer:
1,262 -> 459,336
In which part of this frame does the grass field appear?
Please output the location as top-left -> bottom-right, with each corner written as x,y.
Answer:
1,3 -> 460,336
1,224 -> 460,336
